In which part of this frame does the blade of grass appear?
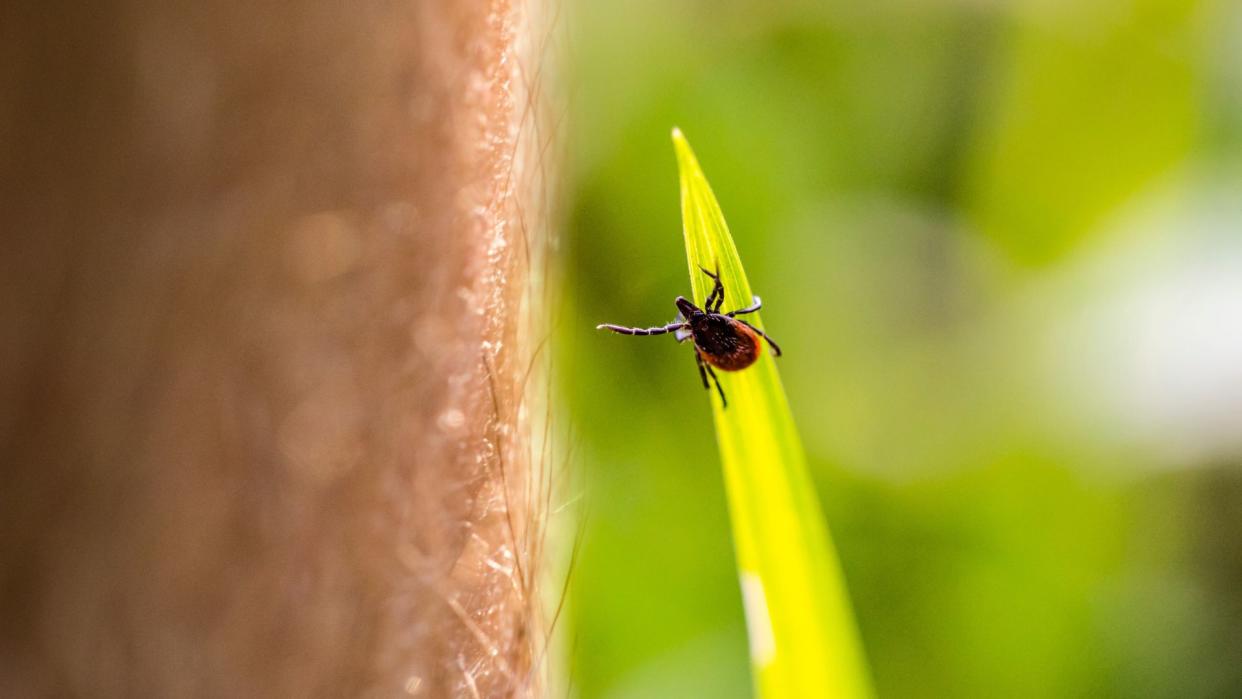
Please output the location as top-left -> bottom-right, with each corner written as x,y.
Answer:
672,128 -> 872,699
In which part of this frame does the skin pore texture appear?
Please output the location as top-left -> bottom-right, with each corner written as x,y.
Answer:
1,1 -> 555,696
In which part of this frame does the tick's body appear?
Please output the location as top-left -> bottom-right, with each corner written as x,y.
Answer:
597,267 -> 782,407
679,299 -> 763,371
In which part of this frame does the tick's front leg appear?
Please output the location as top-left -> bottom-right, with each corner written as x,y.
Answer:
596,322 -> 685,336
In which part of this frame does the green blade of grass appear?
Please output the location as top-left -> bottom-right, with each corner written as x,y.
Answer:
672,128 -> 872,699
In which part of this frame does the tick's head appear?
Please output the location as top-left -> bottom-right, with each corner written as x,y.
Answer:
674,296 -> 702,319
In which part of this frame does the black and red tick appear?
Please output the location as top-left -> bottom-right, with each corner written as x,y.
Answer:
597,266 -> 782,408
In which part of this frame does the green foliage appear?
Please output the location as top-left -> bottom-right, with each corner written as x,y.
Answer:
673,129 -> 872,699
963,0 -> 1198,264
568,0 -> 1227,696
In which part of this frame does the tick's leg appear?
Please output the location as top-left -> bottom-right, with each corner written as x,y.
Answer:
727,296 -> 762,317
694,350 -> 711,389
703,277 -> 721,312
737,319 -> 782,356
699,265 -> 726,312
596,322 -> 686,336
703,361 -> 727,408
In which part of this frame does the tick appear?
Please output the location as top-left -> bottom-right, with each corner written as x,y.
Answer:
596,266 -> 782,408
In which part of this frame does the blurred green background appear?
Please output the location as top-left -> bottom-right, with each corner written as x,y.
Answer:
560,0 -> 1242,697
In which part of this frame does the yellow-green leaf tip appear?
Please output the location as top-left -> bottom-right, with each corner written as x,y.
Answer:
672,129 -> 873,698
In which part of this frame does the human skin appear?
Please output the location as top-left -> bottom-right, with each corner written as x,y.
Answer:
0,1 -> 549,696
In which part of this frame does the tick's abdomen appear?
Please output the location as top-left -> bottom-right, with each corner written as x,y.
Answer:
694,315 -> 761,371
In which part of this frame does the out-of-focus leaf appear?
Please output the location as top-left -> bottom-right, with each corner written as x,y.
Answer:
964,0 -> 1199,264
